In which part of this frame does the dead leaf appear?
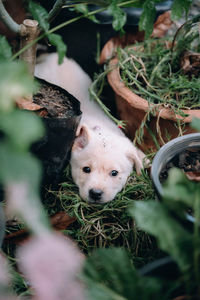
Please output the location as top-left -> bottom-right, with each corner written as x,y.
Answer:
50,211 -> 76,230
4,212 -> 76,245
181,50 -> 200,77
15,97 -> 48,117
185,171 -> 200,182
152,11 -> 173,38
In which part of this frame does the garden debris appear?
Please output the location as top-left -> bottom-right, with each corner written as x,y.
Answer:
4,211 -> 76,245
33,80 -> 74,118
159,148 -> 200,183
185,172 -> 200,182
181,50 -> 200,76
15,97 -> 48,117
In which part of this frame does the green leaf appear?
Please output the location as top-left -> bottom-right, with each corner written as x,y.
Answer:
0,61 -> 38,112
0,35 -> 12,60
0,110 -> 44,151
83,248 -> 163,300
162,168 -> 198,208
139,0 -> 156,38
129,201 -> 193,273
0,142 -> 41,188
171,0 -> 193,21
28,1 -> 49,32
108,1 -> 127,32
75,4 -> 99,23
47,33 -> 67,64
0,142 -> 51,232
191,117 -> 200,131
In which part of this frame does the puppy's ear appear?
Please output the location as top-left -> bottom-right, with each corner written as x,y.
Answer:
126,147 -> 145,175
72,125 -> 90,150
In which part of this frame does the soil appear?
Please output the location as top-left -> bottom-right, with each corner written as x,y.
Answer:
159,147 -> 200,183
33,81 -> 73,118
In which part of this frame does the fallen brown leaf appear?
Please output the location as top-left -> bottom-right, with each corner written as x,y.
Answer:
4,212 -> 76,245
15,97 -> 48,117
181,50 -> 200,77
50,211 -> 76,231
185,171 -> 200,182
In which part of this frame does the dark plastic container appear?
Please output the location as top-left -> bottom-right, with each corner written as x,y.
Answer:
32,78 -> 82,188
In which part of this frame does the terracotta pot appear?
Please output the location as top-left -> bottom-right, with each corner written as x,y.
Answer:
107,58 -> 200,152
100,12 -> 200,152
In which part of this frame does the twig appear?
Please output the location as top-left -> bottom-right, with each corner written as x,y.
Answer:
20,19 -> 39,77
156,108 -> 165,146
129,54 -> 157,91
48,0 -> 66,23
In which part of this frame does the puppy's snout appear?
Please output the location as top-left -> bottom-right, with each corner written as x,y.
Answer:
89,189 -> 103,202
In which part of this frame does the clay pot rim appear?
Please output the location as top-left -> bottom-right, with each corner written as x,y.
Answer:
107,57 -> 200,123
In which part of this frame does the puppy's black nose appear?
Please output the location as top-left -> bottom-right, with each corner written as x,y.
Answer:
89,189 -> 103,201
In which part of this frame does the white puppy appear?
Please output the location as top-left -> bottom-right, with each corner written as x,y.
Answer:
35,53 -> 145,204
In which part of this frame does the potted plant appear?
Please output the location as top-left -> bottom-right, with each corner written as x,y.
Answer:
99,11 -> 200,152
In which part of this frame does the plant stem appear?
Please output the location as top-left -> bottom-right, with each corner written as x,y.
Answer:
120,63 -> 163,103
0,0 -> 21,33
11,0 -> 138,60
48,0 -> 66,23
89,68 -> 126,128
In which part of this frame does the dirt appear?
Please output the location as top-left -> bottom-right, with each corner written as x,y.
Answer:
159,147 -> 200,183
33,81 -> 73,118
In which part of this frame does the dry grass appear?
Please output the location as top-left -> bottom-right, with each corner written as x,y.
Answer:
45,165 -> 159,266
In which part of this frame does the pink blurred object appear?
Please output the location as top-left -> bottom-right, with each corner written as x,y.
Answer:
0,252 -> 18,300
17,233 -> 85,300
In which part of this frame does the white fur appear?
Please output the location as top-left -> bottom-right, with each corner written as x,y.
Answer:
35,53 -> 145,203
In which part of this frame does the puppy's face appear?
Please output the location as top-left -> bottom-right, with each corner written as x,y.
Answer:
70,126 -> 143,204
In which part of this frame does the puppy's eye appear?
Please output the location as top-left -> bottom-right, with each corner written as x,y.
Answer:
110,170 -> 118,177
82,166 -> 91,173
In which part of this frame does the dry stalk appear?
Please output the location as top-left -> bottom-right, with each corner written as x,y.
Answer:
19,19 -> 39,102
20,19 -> 39,77
156,108 -> 165,146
